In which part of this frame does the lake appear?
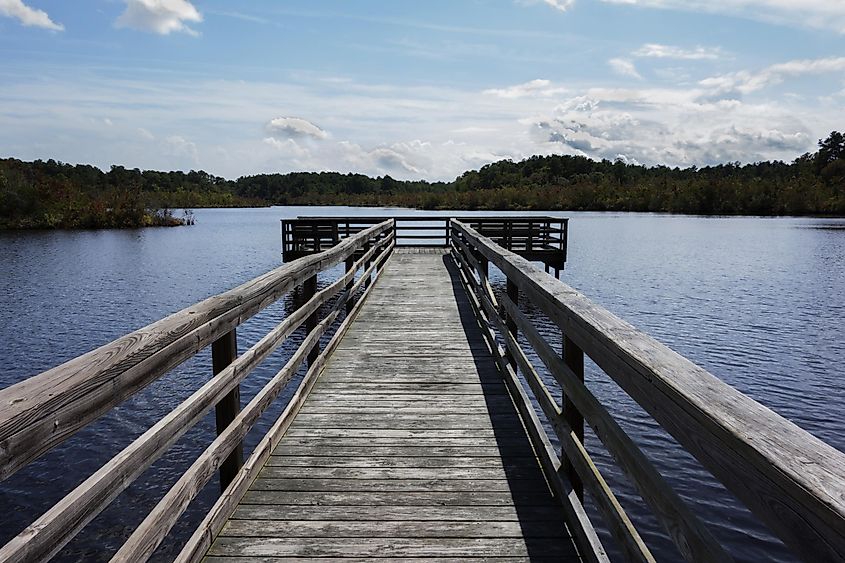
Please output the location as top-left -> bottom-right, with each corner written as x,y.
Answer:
1,207 -> 843,561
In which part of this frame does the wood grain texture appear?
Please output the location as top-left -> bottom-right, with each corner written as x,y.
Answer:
453,220 -> 845,562
173,244 -> 396,563
0,221 -> 393,482
450,243 -> 608,563
113,239 -> 397,562
206,251 -> 582,562
0,229 -> 395,563
499,293 -> 728,562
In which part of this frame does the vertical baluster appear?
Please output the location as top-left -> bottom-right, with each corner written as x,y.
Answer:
528,221 -> 534,252
211,330 -> 243,492
304,275 -> 320,365
563,334 -> 585,500
364,240 -> 373,289
345,256 -> 355,315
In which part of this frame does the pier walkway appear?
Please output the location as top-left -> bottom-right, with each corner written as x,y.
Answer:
208,249 -> 579,560
1,217 -> 844,562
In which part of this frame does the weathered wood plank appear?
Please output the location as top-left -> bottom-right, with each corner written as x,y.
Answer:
0,221 -> 393,482
271,446 -> 534,457
219,520 -> 569,538
231,505 -> 565,522
248,478 -> 549,493
205,252 -> 581,563
173,246 -> 397,563
207,537 -> 580,558
256,466 -> 545,481
238,490 -> 558,507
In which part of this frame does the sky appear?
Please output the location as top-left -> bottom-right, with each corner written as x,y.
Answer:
1,0 -> 844,181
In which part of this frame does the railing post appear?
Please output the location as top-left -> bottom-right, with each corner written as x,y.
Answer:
364,241 -> 373,289
304,275 -> 320,365
345,256 -> 355,315
563,334 -> 585,501
211,330 -> 243,492
505,278 -> 518,369
375,226 -> 392,272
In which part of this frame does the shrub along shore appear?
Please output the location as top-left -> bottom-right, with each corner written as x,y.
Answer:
2,132 -> 843,229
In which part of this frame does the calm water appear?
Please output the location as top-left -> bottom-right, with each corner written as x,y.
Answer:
0,207 -> 842,561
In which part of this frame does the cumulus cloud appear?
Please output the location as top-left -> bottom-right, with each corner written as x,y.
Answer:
700,56 -> 845,95
608,58 -> 643,79
633,43 -> 723,60
531,91 -> 812,166
266,117 -> 329,141
0,0 -> 63,30
116,0 -> 202,36
1,57 -> 837,181
599,0 -> 845,34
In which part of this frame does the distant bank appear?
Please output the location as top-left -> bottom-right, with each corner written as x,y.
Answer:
2,131 -> 843,229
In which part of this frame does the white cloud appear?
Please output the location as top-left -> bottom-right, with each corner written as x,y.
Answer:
531,90 -> 813,166
0,0 -> 63,30
0,61 -> 838,181
116,0 -> 202,36
599,0 -> 845,34
516,0 -> 575,12
266,117 -> 329,140
165,135 -> 199,165
483,79 -> 568,99
633,43 -> 723,60
700,56 -> 845,94
608,58 -> 643,79
543,0 -> 575,11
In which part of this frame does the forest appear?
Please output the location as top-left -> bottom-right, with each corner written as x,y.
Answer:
1,131 -> 843,229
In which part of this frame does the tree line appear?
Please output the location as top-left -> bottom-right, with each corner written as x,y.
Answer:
2,132 -> 843,229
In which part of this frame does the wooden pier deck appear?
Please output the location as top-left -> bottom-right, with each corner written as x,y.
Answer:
2,217 -> 845,563
208,249 -> 580,560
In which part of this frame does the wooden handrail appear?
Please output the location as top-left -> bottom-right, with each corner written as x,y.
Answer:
0,220 -> 394,563
448,243 -> 609,563
450,219 -> 845,562
111,239 -> 394,562
173,240 -> 394,563
0,220 -> 393,482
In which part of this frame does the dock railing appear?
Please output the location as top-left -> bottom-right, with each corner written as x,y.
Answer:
450,219 -> 845,562
282,215 -> 568,276
0,220 -> 395,563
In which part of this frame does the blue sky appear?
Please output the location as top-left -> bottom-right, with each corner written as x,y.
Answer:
1,0 -> 844,180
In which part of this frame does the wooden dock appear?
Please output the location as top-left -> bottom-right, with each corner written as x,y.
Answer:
207,249 -> 580,560
1,216 -> 845,563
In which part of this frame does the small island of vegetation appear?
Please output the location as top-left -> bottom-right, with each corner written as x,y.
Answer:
1,131 -> 843,229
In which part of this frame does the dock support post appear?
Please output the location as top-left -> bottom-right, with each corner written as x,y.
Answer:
563,335 -> 585,501
211,330 -> 243,492
304,274 -> 320,365
345,257 -> 355,315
